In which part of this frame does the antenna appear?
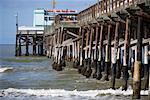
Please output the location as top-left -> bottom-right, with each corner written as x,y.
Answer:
52,0 -> 56,10
51,0 -> 56,19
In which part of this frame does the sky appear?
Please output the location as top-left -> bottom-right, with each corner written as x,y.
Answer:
0,0 -> 96,44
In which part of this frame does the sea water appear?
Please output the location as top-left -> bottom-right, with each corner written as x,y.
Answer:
0,44 -> 148,100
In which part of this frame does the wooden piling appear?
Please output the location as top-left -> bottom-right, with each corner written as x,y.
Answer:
33,35 -> 36,56
97,23 -> 104,80
38,44 -> 40,55
79,28 -> 85,73
133,16 -> 142,99
149,67 -> 150,99
111,21 -> 119,89
25,35 -> 29,56
143,24 -> 149,90
18,35 -> 22,56
123,17 -> 130,91
102,24 -> 111,81
15,35 -> 18,56
93,25 -> 99,78
81,28 -> 89,76
41,41 -> 43,56
85,27 -> 93,78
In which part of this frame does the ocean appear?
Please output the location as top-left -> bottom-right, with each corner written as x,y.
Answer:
0,44 -> 148,100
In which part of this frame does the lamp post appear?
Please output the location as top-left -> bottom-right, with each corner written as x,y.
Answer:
15,13 -> 18,56
16,13 -> 18,34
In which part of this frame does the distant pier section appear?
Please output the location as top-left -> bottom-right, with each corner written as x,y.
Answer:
15,9 -> 53,56
15,26 -> 44,56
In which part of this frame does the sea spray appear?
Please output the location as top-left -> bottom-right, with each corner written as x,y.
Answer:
0,67 -> 13,73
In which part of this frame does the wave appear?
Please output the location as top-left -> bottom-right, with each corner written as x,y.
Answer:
0,86 -> 148,98
0,67 -> 13,73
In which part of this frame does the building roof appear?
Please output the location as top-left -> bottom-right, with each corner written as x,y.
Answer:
18,26 -> 44,31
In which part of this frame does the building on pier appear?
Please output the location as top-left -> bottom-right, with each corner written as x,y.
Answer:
15,9 -> 55,56
33,8 -> 54,27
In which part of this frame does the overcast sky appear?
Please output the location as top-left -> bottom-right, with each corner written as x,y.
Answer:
0,0 -> 96,44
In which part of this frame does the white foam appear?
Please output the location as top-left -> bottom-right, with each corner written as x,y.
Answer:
0,86 -> 148,98
0,67 -> 13,73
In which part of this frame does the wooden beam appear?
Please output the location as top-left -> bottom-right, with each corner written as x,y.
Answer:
67,31 -> 80,38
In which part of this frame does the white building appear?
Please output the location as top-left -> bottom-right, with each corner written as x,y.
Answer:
33,8 -> 54,27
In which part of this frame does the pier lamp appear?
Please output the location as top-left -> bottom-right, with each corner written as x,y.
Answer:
15,13 -> 18,34
15,13 -> 19,56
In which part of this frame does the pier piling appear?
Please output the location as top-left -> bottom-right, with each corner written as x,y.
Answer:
133,16 -> 142,99
102,23 -> 111,81
40,0 -> 150,98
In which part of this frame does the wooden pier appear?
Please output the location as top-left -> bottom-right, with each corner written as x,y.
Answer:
15,0 -> 150,99
15,27 -> 44,56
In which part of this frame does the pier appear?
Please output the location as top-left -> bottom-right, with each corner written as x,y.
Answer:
15,0 -> 150,99
15,26 -> 44,56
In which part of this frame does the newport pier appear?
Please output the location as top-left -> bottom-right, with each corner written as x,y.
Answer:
15,0 -> 150,99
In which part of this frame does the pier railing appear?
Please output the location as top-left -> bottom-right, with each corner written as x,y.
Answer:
78,0 -> 149,25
